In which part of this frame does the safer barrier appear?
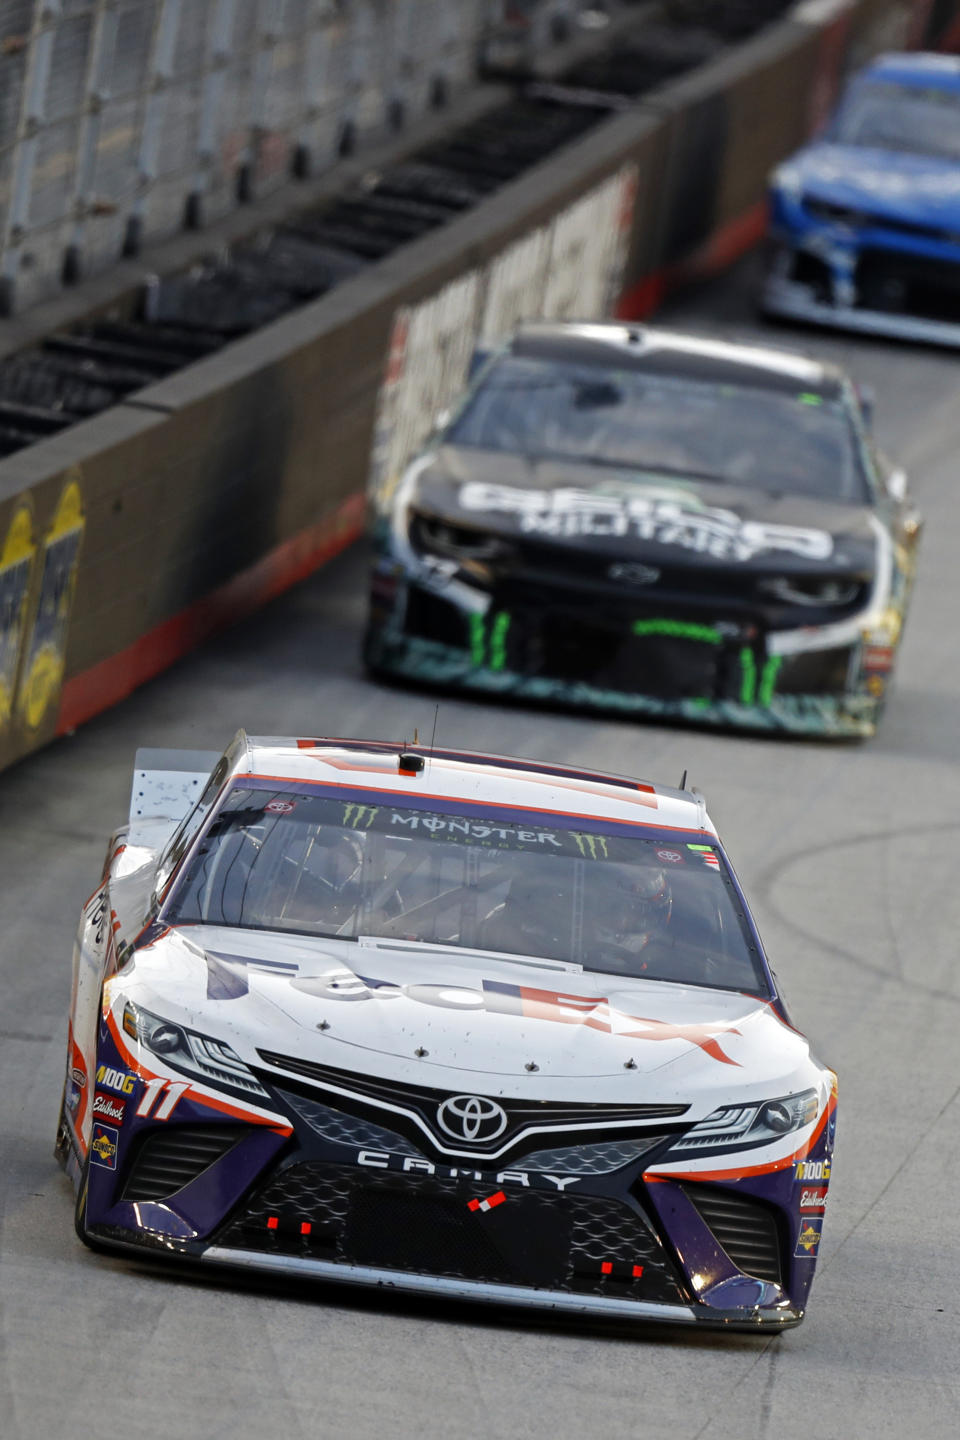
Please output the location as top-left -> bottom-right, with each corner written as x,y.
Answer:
0,0 -> 957,775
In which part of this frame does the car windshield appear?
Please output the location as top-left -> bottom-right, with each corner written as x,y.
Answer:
445,357 -> 867,503
833,79 -> 960,161
165,786 -> 768,993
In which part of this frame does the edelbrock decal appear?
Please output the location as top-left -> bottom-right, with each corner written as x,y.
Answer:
458,482 -> 834,563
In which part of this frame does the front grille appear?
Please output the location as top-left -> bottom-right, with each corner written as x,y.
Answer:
345,1188 -> 521,1279
520,1136 -> 669,1175
776,645 -> 854,698
404,584 -> 470,649
120,1125 -> 248,1202
282,1090 -> 421,1156
787,247 -> 833,299
218,1162 -> 687,1302
857,248 -> 960,322
255,1051 -> 688,1160
537,611 -> 726,699
683,1183 -> 783,1286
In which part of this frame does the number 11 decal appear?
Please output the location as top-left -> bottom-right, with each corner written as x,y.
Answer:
135,1078 -> 190,1120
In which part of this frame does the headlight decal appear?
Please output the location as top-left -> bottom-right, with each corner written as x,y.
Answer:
127,1001 -> 271,1099
657,1088 -> 819,1161
645,1085 -> 835,1183
103,1004 -> 292,1133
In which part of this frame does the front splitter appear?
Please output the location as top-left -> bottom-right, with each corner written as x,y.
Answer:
367,630 -> 878,738
202,1246 -> 803,1330
762,278 -> 960,347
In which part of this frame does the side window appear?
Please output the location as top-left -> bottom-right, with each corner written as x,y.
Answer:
154,756 -> 230,899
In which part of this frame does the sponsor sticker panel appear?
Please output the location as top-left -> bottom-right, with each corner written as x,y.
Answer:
90,1123 -> 119,1170
92,1092 -> 126,1126
795,1217 -> 824,1258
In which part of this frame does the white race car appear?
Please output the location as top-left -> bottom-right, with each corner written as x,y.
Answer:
58,733 -> 836,1329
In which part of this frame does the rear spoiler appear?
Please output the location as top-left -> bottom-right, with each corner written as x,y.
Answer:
128,747 -> 220,839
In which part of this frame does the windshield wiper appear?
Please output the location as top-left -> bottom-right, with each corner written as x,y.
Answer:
357,935 -> 583,972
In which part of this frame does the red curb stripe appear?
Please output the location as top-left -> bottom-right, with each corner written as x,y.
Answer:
617,200 -> 768,320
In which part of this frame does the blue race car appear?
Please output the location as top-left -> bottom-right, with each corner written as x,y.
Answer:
762,52 -> 960,345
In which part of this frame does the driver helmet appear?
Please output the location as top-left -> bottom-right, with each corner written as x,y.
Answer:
588,863 -> 672,954
284,827 -> 364,927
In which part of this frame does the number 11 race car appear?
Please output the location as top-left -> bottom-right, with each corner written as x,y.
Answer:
58,734 -> 837,1330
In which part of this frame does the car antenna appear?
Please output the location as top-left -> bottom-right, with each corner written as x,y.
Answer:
679,769 -> 688,790
429,703 -> 440,759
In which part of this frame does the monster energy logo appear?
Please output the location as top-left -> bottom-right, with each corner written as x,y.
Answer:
343,804 -> 380,829
632,619 -> 722,645
571,833 -> 609,859
739,650 -> 782,707
468,611 -> 511,671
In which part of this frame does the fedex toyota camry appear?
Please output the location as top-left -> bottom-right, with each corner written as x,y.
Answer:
58,733 -> 836,1330
365,322 -> 920,737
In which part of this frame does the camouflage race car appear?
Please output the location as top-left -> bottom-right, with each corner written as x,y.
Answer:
365,323 -> 921,737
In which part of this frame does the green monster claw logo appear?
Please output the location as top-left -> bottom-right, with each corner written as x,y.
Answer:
739,649 -> 783,707
632,619 -> 722,645
571,833 -> 609,859
343,803 -> 380,829
469,611 -> 511,671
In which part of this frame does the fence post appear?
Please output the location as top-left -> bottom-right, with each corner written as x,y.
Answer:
121,0 -> 184,257
62,0 -> 120,286
185,0 -> 237,231
0,0 -> 61,316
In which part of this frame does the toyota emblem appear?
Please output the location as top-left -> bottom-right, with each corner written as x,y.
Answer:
437,1094 -> 508,1143
608,561 -> 660,586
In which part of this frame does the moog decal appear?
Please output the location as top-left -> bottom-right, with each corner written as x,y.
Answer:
96,1064 -> 136,1095
795,1157 -> 831,1181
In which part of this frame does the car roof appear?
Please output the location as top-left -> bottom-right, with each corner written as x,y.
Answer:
507,322 -> 846,400
862,51 -> 960,92
234,736 -> 716,838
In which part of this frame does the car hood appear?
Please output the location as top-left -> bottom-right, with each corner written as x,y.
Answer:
123,926 -> 814,1108
412,447 -> 876,576
789,141 -> 960,227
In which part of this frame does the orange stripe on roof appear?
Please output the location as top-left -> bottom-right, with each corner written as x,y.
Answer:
322,754 -> 662,812
234,773 -> 707,835
296,738 -> 659,796
294,751 -> 659,810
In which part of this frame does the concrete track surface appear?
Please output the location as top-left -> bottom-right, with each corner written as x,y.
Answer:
2,255 -> 959,1440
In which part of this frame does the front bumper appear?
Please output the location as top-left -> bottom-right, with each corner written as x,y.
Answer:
762,231 -> 960,346
67,1022 -> 833,1331
202,1250 -> 800,1330
82,1231 -> 800,1331
82,1154 -> 806,1332
365,574 -> 886,738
